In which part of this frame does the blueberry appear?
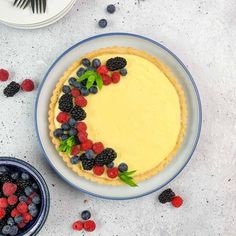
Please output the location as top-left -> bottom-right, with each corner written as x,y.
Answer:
14,215 -> 23,224
82,58 -> 91,67
32,183 -> 38,190
2,225 -> 11,235
8,225 -> 18,236
29,208 -> 39,218
70,156 -> 80,165
53,128 -> 63,138
61,123 -> 70,131
21,172 -> 30,181
85,150 -> 95,159
87,66 -> 96,71
32,194 -> 41,205
107,4 -> 116,14
118,163 -> 128,172
62,85 -> 71,94
69,77 -> 76,86
28,203 -> 37,211
106,162 -> 114,168
61,134 -> 69,141
69,128 -> 77,136
7,217 -> 15,226
98,19 -> 107,28
120,68 -> 127,76
24,186 -> 33,196
10,172 -> 19,180
0,166 -> 8,176
73,81 -> 82,89
68,118 -> 77,127
19,195 -> 27,202
92,59 -> 101,68
80,87 -> 89,96
89,86 -> 98,94
77,67 -> 86,77
81,210 -> 91,220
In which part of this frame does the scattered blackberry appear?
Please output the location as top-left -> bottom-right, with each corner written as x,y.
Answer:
106,57 -> 127,71
58,94 -> 73,112
3,82 -> 20,97
95,148 -> 117,166
81,155 -> 95,170
70,106 -> 86,121
158,188 -> 175,204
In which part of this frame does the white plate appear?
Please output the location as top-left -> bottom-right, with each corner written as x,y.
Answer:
35,33 -> 202,200
0,0 -> 74,26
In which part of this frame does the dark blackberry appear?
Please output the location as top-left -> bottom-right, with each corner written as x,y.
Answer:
106,57 -> 127,71
0,174 -> 12,184
81,154 -> 95,170
58,94 -> 73,112
3,81 -> 20,97
70,106 -> 86,121
95,148 -> 117,166
158,188 -> 175,204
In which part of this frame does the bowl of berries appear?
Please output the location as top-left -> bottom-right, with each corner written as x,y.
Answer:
0,157 -> 50,236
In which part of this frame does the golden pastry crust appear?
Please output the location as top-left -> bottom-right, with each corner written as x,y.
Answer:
48,47 -> 187,186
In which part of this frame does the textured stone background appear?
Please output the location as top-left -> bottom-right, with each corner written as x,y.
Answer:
0,0 -> 235,235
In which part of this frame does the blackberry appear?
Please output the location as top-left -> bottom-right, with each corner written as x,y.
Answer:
58,94 -> 73,112
0,174 -> 12,184
3,82 -> 20,97
70,106 -> 86,121
81,154 -> 95,170
106,57 -> 127,71
158,188 -> 175,204
95,148 -> 117,166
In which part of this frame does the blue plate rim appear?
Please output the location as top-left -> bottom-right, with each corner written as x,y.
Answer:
34,32 -> 202,200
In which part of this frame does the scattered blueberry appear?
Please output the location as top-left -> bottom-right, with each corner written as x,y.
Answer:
68,118 -> 77,127
92,58 -> 101,68
8,225 -> 18,236
85,150 -> 95,159
61,134 -> 69,141
14,215 -> 23,224
80,87 -> 89,96
106,162 -> 114,168
118,163 -> 128,172
29,208 -> 39,218
19,195 -> 27,202
120,68 -> 127,76
98,19 -> 107,28
69,77 -> 76,86
28,203 -> 37,211
82,58 -> 91,67
2,225 -> 11,235
24,186 -> 33,196
62,85 -> 71,94
32,194 -> 41,205
81,210 -> 91,220
0,166 -> 8,175
53,128 -> 63,138
107,4 -> 116,14
7,217 -> 15,226
70,156 -> 80,165
61,123 -> 70,131
89,86 -> 98,94
21,172 -> 30,181
73,81 -> 82,89
10,172 -> 19,180
77,67 -> 86,77
68,128 -> 78,136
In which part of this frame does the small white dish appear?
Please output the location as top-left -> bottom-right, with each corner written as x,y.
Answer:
35,33 -> 202,200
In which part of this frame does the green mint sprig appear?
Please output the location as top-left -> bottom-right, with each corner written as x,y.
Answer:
58,136 -> 75,154
118,170 -> 138,187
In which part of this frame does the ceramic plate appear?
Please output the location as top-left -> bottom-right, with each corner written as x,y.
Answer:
35,33 -> 202,200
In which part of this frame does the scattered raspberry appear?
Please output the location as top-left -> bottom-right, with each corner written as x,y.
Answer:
101,74 -> 112,85
76,122 -> 87,132
81,140 -> 93,151
0,208 -> 6,220
111,72 -> 121,83
71,88 -> 80,97
11,208 -> 20,218
26,197 -> 32,205
21,79 -> 35,92
92,142 -> 104,154
2,182 -> 17,196
56,112 -> 70,123
0,198 -> 8,208
78,133 -> 88,143
93,166 -> 105,176
17,222 -> 26,229
7,195 -> 18,206
71,145 -> 80,156
107,167 -> 119,178
84,220 -> 96,232
23,212 -> 33,223
75,96 -> 87,107
72,221 -> 83,231
0,69 -> 9,81
17,201 -> 28,214
97,65 -> 108,75
171,196 -> 183,208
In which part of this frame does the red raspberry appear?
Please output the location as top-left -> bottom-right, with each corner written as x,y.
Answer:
111,72 -> 121,83
56,112 -> 70,123
71,88 -> 80,97
171,196 -> 183,208
72,221 -> 84,231
29,192 -> 37,199
0,208 -> 6,220
76,122 -> 87,132
78,133 -> 88,143
0,69 -> 9,81
11,208 -> 20,217
17,222 -> 26,229
71,145 -> 80,155
101,74 -> 112,85
107,167 -> 119,178
93,166 -> 105,176
26,197 -> 32,205
3,182 -> 17,196
7,195 -> 18,206
21,79 -> 34,92
97,65 -> 108,75
81,140 -> 93,151
84,220 -> 96,232
23,212 -> 33,223
0,198 -> 8,208
75,96 -> 87,107
17,202 -> 28,214
92,142 -> 104,154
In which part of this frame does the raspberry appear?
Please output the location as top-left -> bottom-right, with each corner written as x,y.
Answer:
78,133 -> 88,143
0,208 -> 6,220
76,122 -> 87,132
92,142 -> 104,154
11,208 -> 20,217
23,212 -> 32,223
21,79 -> 34,92
101,74 -> 112,85
97,65 -> 108,75
3,182 -> 17,196
56,112 -> 70,123
72,220 -> 83,231
0,198 -> 8,208
107,167 -> 119,178
0,69 -> 9,81
111,72 -> 121,83
29,192 -> 37,199
84,220 -> 96,232
93,166 -> 105,176
71,88 -> 80,97
17,222 -> 26,229
7,195 -> 18,206
81,140 -> 93,151
71,145 -> 80,156
75,96 -> 87,107
17,202 -> 28,214
26,197 -> 32,205
171,196 -> 183,208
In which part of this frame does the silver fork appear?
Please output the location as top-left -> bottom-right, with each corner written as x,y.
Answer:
13,0 -> 30,9
31,0 -> 47,13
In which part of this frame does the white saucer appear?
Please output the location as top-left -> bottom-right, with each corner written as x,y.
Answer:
35,33 -> 202,200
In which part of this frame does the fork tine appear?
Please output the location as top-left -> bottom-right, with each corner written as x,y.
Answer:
42,0 -> 46,13
39,0 -> 42,13
20,0 -> 27,8
36,0 -> 38,13
23,0 -> 31,9
31,0 -> 35,13
16,0 -> 24,7
13,0 -> 19,6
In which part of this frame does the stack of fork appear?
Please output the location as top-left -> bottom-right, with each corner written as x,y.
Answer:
13,0 -> 46,13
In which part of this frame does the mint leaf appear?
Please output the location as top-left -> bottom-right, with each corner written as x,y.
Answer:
86,75 -> 96,89
95,75 -> 103,90
118,170 -> 138,187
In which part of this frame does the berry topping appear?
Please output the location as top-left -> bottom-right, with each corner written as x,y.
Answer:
95,148 -> 117,166
98,19 -> 107,28
77,68 -> 86,77
56,112 -> 70,123
111,72 -> 121,83
84,220 -> 96,232
0,198 -> 8,208
75,96 -> 87,107
21,172 -> 30,180
14,215 -> 23,224
78,133 -> 88,143
3,183 -> 17,196
72,221 -> 83,231
21,79 -> 35,92
70,156 -> 80,165
0,69 -> 9,81
2,225 -> 11,235
92,58 -> 101,69
118,163 -> 128,172
101,74 -> 112,85
23,212 -> 33,223
69,77 -> 76,86
106,162 -> 114,168
107,4 -> 116,14
97,65 -> 109,75
81,154 -> 95,170
68,128 -> 78,136
0,208 -> 6,220
17,222 -> 26,229
158,188 -> 175,204
80,87 -> 90,96
11,208 -> 20,218
85,150 -> 95,158
32,194 -> 41,205
71,145 -> 80,156
58,93 -> 73,112
120,68 -> 127,76
89,86 -> 98,94
17,202 -> 28,214
7,195 -> 18,206
70,106 -> 87,121
93,166 -> 105,176
76,122 -> 87,132
71,88 -> 80,97
53,128 -> 63,138
3,81 -> 20,97
106,57 -> 127,71
81,140 -> 93,151
62,85 -> 71,94
82,58 -> 91,67
92,142 -> 104,154
81,210 -> 91,220
68,118 -> 77,127
171,196 -> 183,208
107,167 -> 119,178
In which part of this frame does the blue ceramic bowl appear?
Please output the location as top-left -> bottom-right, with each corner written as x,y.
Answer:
0,157 -> 50,236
